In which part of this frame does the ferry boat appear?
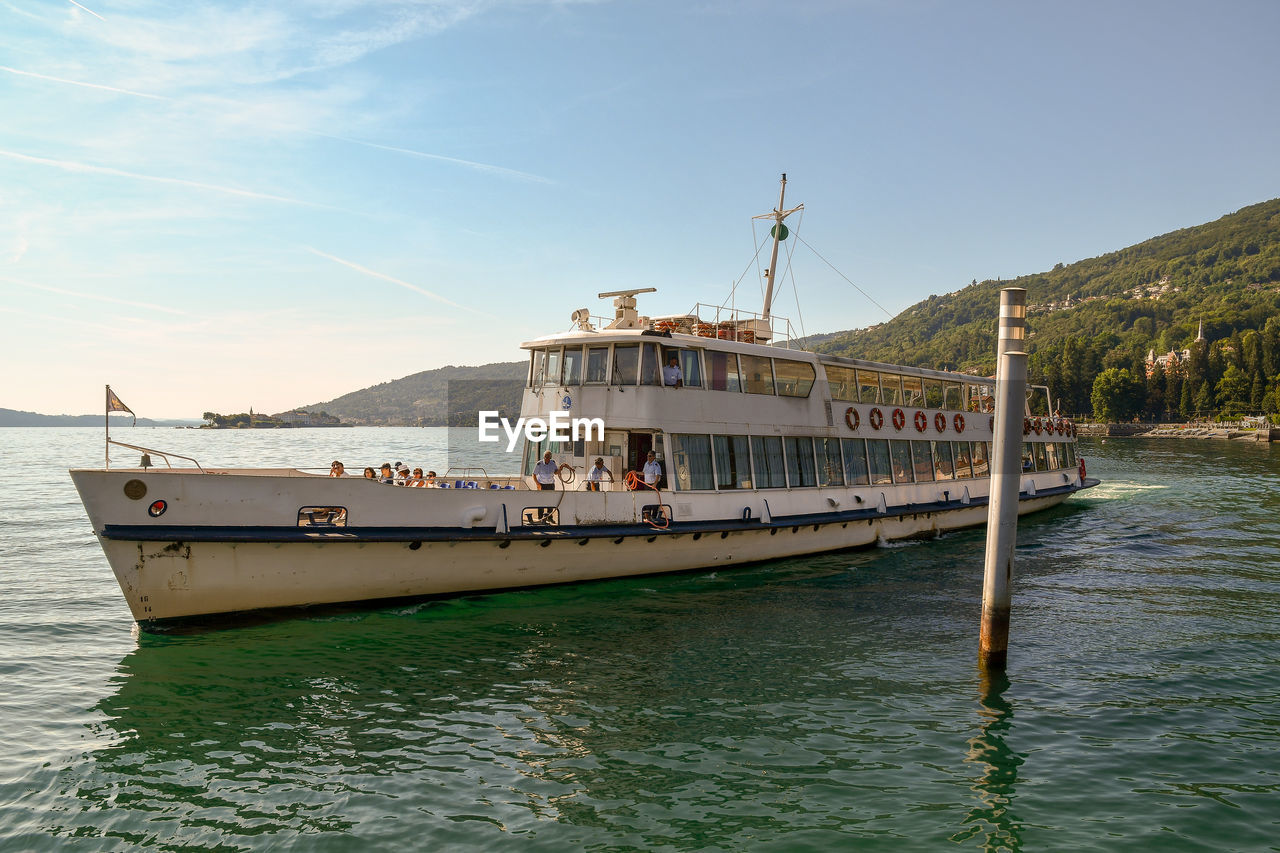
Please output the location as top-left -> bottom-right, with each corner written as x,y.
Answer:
71,177 -> 1097,626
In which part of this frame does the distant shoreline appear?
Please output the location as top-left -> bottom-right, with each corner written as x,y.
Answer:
199,423 -> 353,429
1077,423 -> 1277,442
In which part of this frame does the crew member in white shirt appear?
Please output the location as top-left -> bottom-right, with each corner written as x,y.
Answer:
642,451 -> 662,487
533,451 -> 569,490
662,355 -> 683,388
586,457 -> 614,491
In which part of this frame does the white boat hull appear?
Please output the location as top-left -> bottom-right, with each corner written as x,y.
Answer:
71,468 -> 1088,623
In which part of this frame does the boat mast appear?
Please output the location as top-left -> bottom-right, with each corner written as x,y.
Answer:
756,173 -> 804,323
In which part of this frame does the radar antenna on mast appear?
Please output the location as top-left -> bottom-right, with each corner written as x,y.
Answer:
598,287 -> 657,330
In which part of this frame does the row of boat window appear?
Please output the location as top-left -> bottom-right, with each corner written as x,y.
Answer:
527,343 -> 994,409
666,435 -> 1077,492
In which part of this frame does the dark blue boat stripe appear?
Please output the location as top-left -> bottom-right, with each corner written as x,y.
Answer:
100,481 -> 1093,544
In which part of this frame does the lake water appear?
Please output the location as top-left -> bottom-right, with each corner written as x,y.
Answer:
1,428 -> 1277,851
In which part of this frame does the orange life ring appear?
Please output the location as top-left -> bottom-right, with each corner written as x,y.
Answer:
954,413 -> 966,432
1023,417 -> 1031,436
913,410 -> 927,432
892,408 -> 906,431
1079,458 -> 1087,480
845,407 -> 860,430
870,407 -> 884,430
934,412 -> 946,433
1032,418 -> 1043,435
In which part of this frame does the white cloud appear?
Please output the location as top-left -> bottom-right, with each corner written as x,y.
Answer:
0,65 -> 167,99
306,246 -> 490,314
0,274 -> 189,315
0,148 -> 336,208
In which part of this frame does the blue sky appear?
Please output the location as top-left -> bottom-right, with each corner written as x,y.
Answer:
3,0 -> 1278,417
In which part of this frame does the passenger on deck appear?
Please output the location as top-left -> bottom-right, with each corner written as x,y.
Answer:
425,471 -> 438,487
586,458 -> 614,491
329,461 -> 345,477
642,451 -> 662,487
363,467 -> 376,480
379,463 -> 394,484
396,468 -> 411,485
408,468 -> 426,487
663,355 -> 683,388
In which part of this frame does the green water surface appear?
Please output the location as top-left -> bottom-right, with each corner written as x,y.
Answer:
0,430 -> 1277,851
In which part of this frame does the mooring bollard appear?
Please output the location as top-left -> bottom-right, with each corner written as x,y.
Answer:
980,288 -> 1028,669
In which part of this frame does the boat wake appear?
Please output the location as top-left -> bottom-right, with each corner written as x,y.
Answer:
1077,481 -> 1168,500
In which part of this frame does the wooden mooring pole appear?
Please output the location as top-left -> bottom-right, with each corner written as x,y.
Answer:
980,288 -> 1028,670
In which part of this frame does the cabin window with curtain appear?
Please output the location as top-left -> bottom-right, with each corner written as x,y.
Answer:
705,350 -> 741,392
713,435 -> 752,489
943,382 -> 963,410
841,438 -> 870,485
677,349 -> 702,388
866,439 -> 893,485
529,349 -> 545,387
880,374 -> 904,405
923,379 -> 944,409
543,348 -> 563,387
611,344 -> 638,385
640,343 -> 662,386
952,442 -> 973,479
784,437 -> 817,487
740,355 -> 775,395
932,440 -> 955,480
901,376 -> 924,407
971,442 -> 991,477
774,360 -> 815,397
816,438 -> 844,486
671,434 -> 714,490
750,436 -> 786,488
1045,441 -> 1062,470
911,441 -> 934,482
855,369 -> 881,404
890,440 -> 915,483
562,347 -> 583,385
522,438 -> 540,475
585,347 -> 608,383
824,365 -> 858,401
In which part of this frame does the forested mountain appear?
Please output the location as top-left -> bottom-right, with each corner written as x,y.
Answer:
811,198 -> 1280,418
0,408 -> 198,427
298,199 -> 1280,424
305,362 -> 526,425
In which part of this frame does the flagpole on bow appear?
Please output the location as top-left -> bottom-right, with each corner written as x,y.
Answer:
105,384 -> 111,468
104,386 -> 137,468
